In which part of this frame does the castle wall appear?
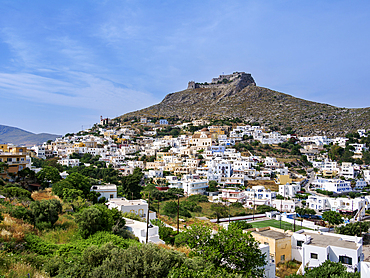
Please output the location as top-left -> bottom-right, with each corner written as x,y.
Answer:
187,72 -> 255,90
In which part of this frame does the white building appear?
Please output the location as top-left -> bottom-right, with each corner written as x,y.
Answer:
58,158 -> 80,167
31,146 -> 46,159
272,199 -> 296,212
259,244 -> 276,278
307,195 -> 331,211
244,186 -> 277,208
107,198 -> 156,220
124,218 -> 164,244
291,230 -> 363,274
219,188 -> 246,203
363,170 -> 370,183
340,162 -> 356,179
279,183 -> 301,198
159,119 -> 168,125
90,184 -> 117,200
313,179 -> 352,193
181,177 -> 208,195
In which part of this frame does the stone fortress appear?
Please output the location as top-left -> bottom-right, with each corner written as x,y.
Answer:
187,72 -> 256,90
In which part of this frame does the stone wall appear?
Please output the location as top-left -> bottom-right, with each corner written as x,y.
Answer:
187,71 -> 255,90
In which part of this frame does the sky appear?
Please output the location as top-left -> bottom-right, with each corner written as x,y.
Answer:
1,0 -> 370,135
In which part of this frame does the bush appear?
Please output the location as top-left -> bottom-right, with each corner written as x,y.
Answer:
25,234 -> 59,255
228,220 -> 252,230
10,206 -> 34,223
187,195 -> 209,203
181,201 -> 202,212
75,205 -> 121,239
30,199 -> 63,229
1,186 -> 32,201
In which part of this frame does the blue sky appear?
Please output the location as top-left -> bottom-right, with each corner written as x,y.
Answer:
1,0 -> 370,135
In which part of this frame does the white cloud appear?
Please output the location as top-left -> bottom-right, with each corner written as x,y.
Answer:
0,71 -> 159,117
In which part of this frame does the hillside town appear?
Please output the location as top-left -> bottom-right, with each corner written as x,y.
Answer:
2,116 -> 370,277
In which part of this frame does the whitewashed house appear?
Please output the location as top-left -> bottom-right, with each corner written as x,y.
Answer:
291,230 -> 363,274
90,184 -> 117,200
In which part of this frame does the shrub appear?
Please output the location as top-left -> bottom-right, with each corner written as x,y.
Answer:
1,186 -> 32,201
9,206 -> 33,223
187,195 -> 209,203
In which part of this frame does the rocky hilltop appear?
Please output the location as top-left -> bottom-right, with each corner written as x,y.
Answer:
119,72 -> 370,136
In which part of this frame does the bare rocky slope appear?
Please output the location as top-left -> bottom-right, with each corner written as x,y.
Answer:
118,73 -> 370,136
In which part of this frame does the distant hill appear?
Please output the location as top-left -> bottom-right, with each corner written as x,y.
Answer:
0,125 -> 60,146
118,72 -> 370,136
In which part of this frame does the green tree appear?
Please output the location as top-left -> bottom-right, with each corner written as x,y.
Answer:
335,222 -> 370,237
120,167 -> 143,199
207,180 -> 218,192
322,211 -> 343,228
1,186 -> 32,201
362,151 -> 370,165
36,166 -> 61,186
52,172 -> 91,199
75,204 -> 122,239
211,203 -> 228,223
180,223 -> 265,276
30,199 -> 62,229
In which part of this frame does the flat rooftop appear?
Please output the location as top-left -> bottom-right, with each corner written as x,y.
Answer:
91,184 -> 117,190
304,232 -> 358,250
108,198 -> 147,206
254,229 -> 290,240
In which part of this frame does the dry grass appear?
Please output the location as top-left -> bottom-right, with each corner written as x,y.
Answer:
0,214 -> 36,242
276,260 -> 300,278
246,180 -> 279,191
40,214 -> 78,244
0,251 -> 50,278
31,188 -> 61,201
157,243 -> 191,256
158,214 -> 220,232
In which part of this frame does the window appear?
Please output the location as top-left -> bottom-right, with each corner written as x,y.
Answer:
311,253 -> 318,259
339,256 -> 352,265
281,255 -> 285,261
110,194 -> 113,199
297,240 -> 303,247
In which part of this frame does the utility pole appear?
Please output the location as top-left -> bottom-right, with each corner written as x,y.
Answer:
146,192 -> 150,243
228,202 -> 231,223
253,190 -> 256,220
177,194 -> 180,234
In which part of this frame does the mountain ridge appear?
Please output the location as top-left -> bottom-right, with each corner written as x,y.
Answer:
118,72 -> 370,136
0,124 -> 60,146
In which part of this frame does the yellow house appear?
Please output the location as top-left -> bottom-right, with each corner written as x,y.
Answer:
0,144 -> 9,152
8,146 -> 26,154
208,126 -> 226,135
275,174 -> 292,185
74,142 -> 85,148
248,227 -> 292,264
116,138 -> 129,144
0,153 -> 28,179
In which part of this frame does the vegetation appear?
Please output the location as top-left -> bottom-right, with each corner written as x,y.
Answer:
335,222 -> 370,237
177,223 -> 266,276
287,260 -> 360,278
322,211 -> 343,228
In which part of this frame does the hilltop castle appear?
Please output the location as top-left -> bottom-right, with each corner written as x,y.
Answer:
187,72 -> 256,89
